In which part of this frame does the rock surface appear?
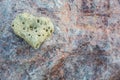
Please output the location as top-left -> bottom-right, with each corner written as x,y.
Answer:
0,0 -> 120,80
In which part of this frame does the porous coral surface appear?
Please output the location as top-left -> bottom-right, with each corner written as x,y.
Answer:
12,13 -> 54,49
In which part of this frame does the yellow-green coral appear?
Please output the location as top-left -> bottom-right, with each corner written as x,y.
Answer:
11,13 -> 54,49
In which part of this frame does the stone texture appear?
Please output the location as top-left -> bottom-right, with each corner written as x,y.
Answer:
0,0 -> 120,80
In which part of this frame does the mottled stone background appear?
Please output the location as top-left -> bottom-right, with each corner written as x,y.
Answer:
0,0 -> 120,80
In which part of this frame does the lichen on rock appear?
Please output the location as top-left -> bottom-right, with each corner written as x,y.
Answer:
11,13 -> 54,49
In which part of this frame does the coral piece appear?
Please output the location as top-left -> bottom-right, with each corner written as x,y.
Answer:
11,13 -> 54,49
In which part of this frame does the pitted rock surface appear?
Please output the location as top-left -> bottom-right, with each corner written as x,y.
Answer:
12,13 -> 54,49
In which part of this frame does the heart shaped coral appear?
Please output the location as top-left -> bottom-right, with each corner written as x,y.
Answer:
12,13 -> 54,49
